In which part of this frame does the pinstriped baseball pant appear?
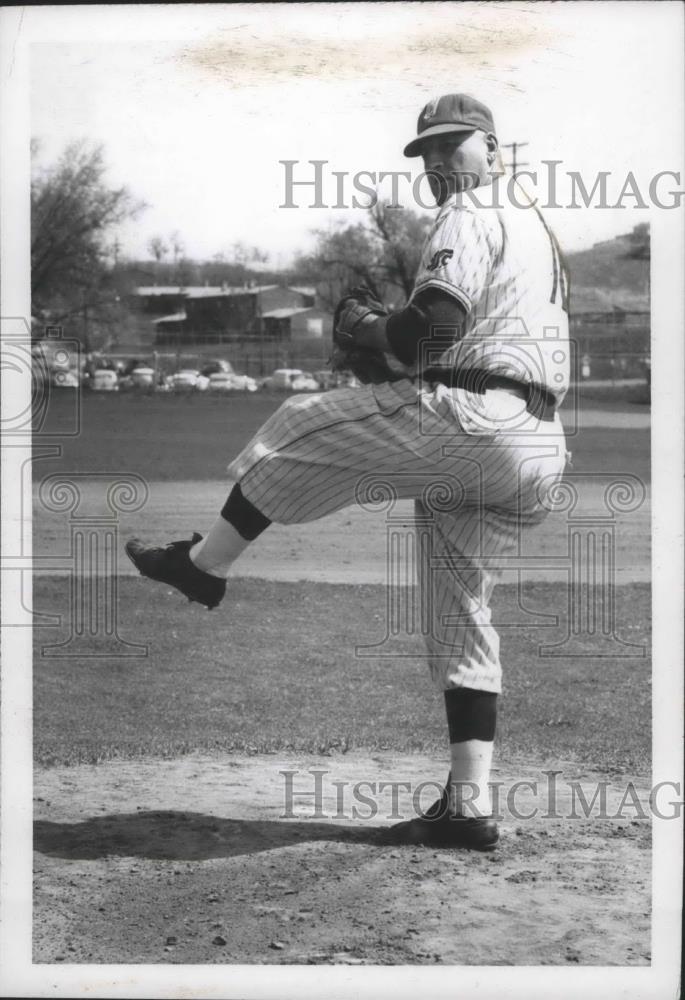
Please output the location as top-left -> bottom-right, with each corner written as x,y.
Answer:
228,380 -> 567,693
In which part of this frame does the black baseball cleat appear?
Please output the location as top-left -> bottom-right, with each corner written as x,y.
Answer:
382,780 -> 499,851
125,533 -> 226,610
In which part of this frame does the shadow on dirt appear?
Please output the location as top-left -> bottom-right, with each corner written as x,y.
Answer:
34,811 -> 388,861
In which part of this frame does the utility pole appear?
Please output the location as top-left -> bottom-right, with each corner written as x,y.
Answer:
82,295 -> 89,353
501,140 -> 529,176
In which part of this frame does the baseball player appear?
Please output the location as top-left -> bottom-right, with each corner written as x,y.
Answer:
127,93 -> 570,850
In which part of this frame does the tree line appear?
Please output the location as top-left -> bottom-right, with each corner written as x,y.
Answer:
31,140 -> 431,351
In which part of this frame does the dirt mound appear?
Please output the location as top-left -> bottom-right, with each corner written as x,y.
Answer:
34,752 -> 651,965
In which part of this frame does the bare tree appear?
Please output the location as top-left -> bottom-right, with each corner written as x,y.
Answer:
31,140 -> 146,320
226,242 -> 269,284
367,202 -> 431,300
147,236 -> 169,265
169,231 -> 184,264
294,202 -> 432,310
250,247 -> 269,266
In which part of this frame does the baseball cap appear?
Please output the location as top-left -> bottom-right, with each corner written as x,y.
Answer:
403,94 -> 496,157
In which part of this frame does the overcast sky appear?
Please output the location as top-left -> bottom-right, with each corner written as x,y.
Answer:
27,2 -> 683,268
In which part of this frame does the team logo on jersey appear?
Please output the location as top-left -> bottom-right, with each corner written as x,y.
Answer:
422,98 -> 440,121
426,248 -> 454,271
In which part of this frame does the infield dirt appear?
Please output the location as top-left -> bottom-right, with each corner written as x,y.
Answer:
34,753 -> 651,966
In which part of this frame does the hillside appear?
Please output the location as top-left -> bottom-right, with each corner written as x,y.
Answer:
566,225 -> 649,313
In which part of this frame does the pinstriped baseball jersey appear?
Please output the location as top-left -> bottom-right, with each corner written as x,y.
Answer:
412,179 -> 570,404
228,382 -> 567,693
227,179 -> 569,693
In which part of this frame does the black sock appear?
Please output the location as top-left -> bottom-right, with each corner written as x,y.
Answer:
444,688 -> 497,743
220,484 -> 271,541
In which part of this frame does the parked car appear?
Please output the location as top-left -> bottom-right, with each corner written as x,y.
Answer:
121,358 -> 148,376
208,372 -> 258,392
52,367 -> 80,389
201,359 -> 235,377
262,368 -> 319,391
261,368 -> 299,391
291,371 -> 320,392
90,368 -> 118,391
87,357 -> 119,374
170,369 -> 209,392
118,366 -> 156,392
130,366 -> 156,389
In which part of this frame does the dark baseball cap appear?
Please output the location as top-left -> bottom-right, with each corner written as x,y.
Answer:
403,94 -> 496,157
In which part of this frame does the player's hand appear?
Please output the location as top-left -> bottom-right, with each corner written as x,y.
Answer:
330,287 -> 407,385
333,285 -> 387,347
334,299 -> 380,346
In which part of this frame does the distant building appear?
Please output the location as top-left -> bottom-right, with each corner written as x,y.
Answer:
285,286 -> 317,308
134,286 -> 190,316
133,284 -> 333,348
262,305 -> 331,341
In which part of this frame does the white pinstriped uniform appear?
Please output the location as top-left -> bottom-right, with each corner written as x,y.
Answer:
411,181 -> 570,402
229,183 -> 569,693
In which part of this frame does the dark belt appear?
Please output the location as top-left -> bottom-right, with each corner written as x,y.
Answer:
420,367 -> 557,422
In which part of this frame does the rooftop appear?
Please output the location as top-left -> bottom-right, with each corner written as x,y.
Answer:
136,285 -> 279,298
261,307 -> 314,319
185,285 -> 278,298
151,312 -> 187,324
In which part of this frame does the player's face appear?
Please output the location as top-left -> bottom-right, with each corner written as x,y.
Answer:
420,130 -> 495,205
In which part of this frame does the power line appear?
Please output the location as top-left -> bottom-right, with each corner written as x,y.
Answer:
500,140 -> 529,176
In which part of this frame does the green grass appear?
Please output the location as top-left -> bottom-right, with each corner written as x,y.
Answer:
34,577 -> 651,773
34,392 -> 283,482
573,381 -> 650,408
34,390 -> 650,483
33,388 -> 651,773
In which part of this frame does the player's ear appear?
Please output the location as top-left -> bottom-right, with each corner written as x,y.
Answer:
485,132 -> 499,165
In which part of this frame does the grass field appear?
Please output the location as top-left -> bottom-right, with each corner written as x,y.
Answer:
34,577 -> 650,771
32,384 -> 651,773
33,386 -> 650,482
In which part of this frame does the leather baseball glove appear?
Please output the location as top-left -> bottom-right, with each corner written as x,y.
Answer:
330,285 -> 408,385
